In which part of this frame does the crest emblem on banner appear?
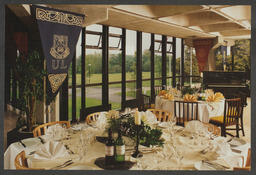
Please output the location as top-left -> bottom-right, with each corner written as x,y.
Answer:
50,34 -> 70,59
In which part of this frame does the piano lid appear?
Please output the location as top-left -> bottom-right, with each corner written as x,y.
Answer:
203,71 -> 249,85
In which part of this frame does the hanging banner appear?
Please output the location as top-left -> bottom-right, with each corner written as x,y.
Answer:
31,5 -> 84,103
193,39 -> 213,72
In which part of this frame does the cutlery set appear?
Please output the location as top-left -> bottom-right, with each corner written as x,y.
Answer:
50,160 -> 73,169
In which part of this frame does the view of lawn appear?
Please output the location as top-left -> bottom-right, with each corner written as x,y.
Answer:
115,90 -> 151,98
68,72 -> 152,87
68,97 -> 120,120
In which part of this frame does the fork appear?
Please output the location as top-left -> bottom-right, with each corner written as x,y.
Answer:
50,160 -> 73,169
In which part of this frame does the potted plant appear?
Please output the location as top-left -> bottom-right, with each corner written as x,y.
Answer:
14,50 -> 46,132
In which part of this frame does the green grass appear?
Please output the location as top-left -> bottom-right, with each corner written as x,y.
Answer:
115,90 -> 151,98
68,96 -> 120,120
68,72 -> 152,87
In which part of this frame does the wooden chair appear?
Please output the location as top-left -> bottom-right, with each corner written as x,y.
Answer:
33,121 -> 71,137
209,98 -> 243,137
15,151 -> 42,170
86,112 -> 100,124
225,95 -> 246,136
147,109 -> 172,122
174,101 -> 199,127
233,148 -> 251,171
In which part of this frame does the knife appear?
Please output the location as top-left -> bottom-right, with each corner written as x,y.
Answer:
38,136 -> 45,144
19,140 -> 26,148
202,160 -> 229,170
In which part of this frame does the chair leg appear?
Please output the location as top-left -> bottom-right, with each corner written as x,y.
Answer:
240,117 -> 245,136
221,126 -> 226,137
236,122 -> 240,138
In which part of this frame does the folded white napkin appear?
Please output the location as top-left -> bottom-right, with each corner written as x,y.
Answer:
95,112 -> 108,129
30,141 -> 69,160
141,111 -> 158,126
212,137 -> 232,156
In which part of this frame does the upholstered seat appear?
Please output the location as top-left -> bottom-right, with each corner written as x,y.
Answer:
209,98 -> 243,137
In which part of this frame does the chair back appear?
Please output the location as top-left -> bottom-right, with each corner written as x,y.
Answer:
233,148 -> 251,170
140,94 -> 151,111
86,112 -> 100,124
33,121 -> 70,137
147,109 -> 172,122
15,151 -> 42,170
174,101 -> 199,126
246,148 -> 251,167
223,98 -> 242,126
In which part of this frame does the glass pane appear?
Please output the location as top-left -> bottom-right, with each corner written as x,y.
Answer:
86,53 -> 102,84
109,27 -> 122,110
176,38 -> 181,77
86,85 -> 102,108
68,87 -> 82,120
233,40 -> 250,72
167,78 -> 172,89
142,32 -> 151,95
126,82 -> 136,100
142,80 -> 151,96
154,53 -> 162,79
155,79 -> 161,87
109,83 -> 121,110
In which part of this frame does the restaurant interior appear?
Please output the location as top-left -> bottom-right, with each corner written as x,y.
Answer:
3,4 -> 251,171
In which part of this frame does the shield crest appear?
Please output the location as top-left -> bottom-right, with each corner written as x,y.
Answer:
50,34 -> 70,59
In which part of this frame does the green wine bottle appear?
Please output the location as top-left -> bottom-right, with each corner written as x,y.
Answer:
115,130 -> 125,163
105,129 -> 115,165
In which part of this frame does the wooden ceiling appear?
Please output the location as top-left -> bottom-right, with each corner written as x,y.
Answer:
9,4 -> 251,40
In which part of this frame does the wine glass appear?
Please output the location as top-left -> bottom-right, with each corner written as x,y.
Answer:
77,132 -> 88,162
169,133 -> 183,170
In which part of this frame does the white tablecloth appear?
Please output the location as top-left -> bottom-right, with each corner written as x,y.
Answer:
155,96 -> 225,123
4,113 -> 249,170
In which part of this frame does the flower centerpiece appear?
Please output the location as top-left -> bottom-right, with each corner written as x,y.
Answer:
106,112 -> 164,148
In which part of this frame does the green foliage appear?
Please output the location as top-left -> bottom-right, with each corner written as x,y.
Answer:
15,50 -> 46,130
181,86 -> 198,95
216,40 -> 250,72
107,114 -> 165,147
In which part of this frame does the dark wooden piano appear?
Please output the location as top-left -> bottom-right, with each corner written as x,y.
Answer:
203,71 -> 250,106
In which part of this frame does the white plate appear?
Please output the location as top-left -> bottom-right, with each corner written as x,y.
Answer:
228,137 -> 246,147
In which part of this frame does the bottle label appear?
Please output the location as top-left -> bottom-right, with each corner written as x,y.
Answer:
116,145 -> 125,155
105,146 -> 114,156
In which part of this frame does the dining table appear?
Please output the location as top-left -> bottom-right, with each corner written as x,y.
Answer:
155,96 -> 225,123
4,112 -> 250,170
